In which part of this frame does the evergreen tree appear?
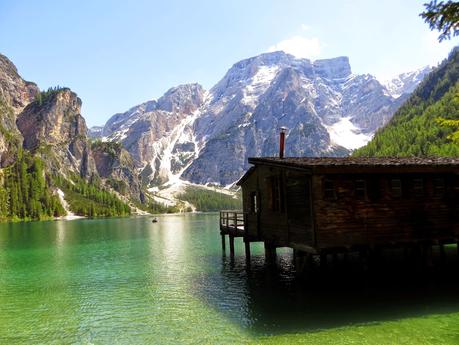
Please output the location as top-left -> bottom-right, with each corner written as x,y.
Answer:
421,1 -> 459,41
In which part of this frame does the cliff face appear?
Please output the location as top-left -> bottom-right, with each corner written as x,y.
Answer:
16,88 -> 96,178
101,83 -> 207,185
0,54 -> 39,114
91,142 -> 144,202
0,54 -> 39,166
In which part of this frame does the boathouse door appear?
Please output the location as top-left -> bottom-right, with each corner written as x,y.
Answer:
286,173 -> 314,245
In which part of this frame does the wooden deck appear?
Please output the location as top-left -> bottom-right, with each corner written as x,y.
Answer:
219,210 -> 245,236
219,210 -> 253,258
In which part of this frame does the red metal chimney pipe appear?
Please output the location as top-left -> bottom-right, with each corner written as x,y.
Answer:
279,127 -> 287,159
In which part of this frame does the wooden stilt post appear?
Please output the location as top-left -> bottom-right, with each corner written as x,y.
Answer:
264,242 -> 276,264
332,252 -> 338,269
343,251 -> 349,264
320,252 -> 327,270
439,243 -> 446,265
221,234 -> 226,252
229,235 -> 235,257
424,244 -> 433,269
244,240 -> 251,261
294,250 -> 309,275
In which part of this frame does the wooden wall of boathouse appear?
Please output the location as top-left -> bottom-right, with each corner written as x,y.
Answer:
241,165 -> 315,249
240,162 -> 459,254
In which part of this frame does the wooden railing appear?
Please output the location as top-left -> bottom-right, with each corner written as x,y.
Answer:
219,210 -> 245,235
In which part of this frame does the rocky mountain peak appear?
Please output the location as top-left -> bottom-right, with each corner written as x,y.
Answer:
94,51 -> 431,187
313,56 -> 352,79
17,87 -> 96,177
0,53 -> 39,115
17,88 -> 85,150
383,66 -> 432,98
157,83 -> 206,113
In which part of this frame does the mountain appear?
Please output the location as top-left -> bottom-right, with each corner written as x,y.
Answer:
103,83 -> 206,186
0,54 -> 39,167
0,54 -> 148,220
17,88 -> 97,178
383,66 -> 432,98
354,48 -> 459,157
93,51 -> 430,186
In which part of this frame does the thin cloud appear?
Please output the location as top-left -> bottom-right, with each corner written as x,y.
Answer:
268,36 -> 321,59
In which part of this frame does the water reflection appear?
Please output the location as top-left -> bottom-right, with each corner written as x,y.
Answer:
194,245 -> 459,336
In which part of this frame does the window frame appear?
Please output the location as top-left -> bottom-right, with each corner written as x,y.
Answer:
433,177 -> 446,198
249,191 -> 258,214
390,178 -> 402,199
354,179 -> 367,200
323,178 -> 337,200
412,178 -> 424,198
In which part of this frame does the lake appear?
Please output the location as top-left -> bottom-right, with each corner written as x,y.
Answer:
1,213 -> 459,344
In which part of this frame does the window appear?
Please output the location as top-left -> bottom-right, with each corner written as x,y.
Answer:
454,177 -> 459,197
250,192 -> 258,213
433,177 -> 445,197
367,178 -> 381,201
413,178 -> 424,197
323,179 -> 336,200
355,179 -> 367,200
390,179 -> 402,199
268,176 -> 284,212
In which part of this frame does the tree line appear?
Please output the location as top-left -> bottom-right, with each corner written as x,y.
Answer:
0,151 -> 65,221
54,174 -> 131,217
354,48 -> 459,157
177,186 -> 241,212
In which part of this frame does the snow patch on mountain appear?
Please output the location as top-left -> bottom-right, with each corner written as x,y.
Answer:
383,66 -> 432,98
326,117 -> 373,150
242,65 -> 280,106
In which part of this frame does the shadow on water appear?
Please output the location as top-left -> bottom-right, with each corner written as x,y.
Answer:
193,246 -> 459,336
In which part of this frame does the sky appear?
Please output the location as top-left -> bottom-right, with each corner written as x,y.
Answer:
1,0 -> 458,126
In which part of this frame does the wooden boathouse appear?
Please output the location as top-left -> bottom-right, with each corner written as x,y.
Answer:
220,156 -> 459,266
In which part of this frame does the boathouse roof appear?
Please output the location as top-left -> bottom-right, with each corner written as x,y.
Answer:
237,157 -> 459,185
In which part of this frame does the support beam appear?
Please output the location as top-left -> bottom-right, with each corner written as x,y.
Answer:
244,240 -> 251,261
264,242 -> 277,264
320,252 -> 327,270
424,244 -> 433,269
221,234 -> 226,252
229,235 -> 235,257
293,250 -> 309,274
439,243 -> 446,264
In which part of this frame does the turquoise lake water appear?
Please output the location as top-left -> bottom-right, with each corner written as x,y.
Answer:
1,213 -> 459,344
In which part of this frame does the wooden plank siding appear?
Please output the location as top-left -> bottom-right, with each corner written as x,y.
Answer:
312,173 -> 459,249
237,157 -> 459,254
241,165 -> 315,248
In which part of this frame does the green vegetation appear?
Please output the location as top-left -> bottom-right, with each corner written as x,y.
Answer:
34,86 -> 66,106
0,150 -> 65,221
54,174 -> 131,217
421,0 -> 459,41
91,140 -> 122,157
135,199 -> 181,214
177,186 -> 241,212
0,97 -> 21,148
354,48 -> 459,157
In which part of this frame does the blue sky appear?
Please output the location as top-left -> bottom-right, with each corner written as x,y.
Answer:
1,0 -> 457,126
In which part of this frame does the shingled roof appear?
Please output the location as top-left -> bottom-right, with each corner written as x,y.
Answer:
235,157 -> 459,184
248,157 -> 459,168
